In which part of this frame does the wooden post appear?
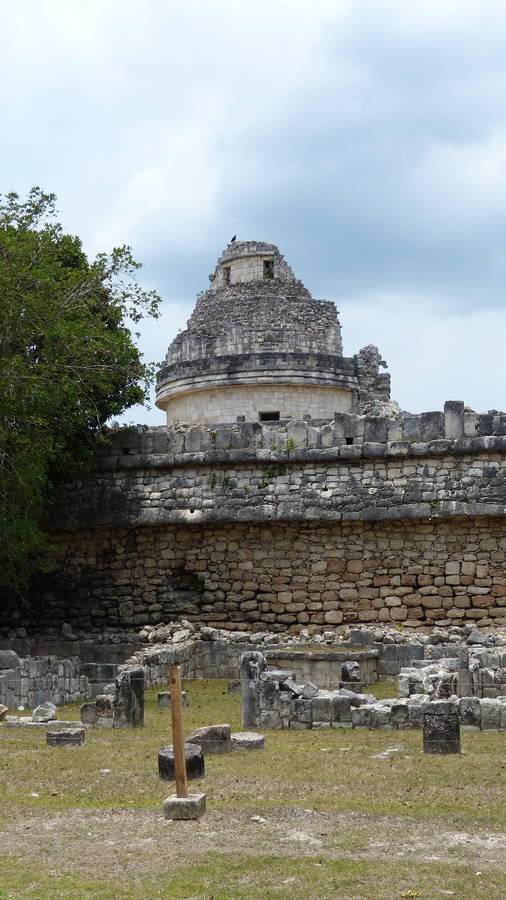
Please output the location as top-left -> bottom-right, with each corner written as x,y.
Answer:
169,665 -> 188,798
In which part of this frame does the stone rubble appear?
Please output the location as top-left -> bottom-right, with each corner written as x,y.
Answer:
240,649 -> 506,733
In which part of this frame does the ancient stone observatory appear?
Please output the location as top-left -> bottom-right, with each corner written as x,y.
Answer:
155,240 -> 390,424
7,403 -> 506,636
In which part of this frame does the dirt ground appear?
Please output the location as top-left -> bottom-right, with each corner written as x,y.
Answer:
2,806 -> 505,879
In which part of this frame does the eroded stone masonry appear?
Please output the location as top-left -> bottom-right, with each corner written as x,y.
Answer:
2,240 -> 505,635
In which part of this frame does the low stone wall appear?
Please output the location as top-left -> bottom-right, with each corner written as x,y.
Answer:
264,648 -> 378,687
240,652 -> 506,732
121,642 -> 195,689
0,651 -> 88,709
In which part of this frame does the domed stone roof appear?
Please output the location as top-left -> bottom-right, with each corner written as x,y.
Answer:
156,241 -> 389,424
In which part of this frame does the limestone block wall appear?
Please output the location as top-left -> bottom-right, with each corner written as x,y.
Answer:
3,406 -> 505,634
163,383 -> 353,425
0,652 -> 88,709
6,516 -> 505,633
164,326 -> 344,366
264,648 -> 378,687
210,241 -> 297,288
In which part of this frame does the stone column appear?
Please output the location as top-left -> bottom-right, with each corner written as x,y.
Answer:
423,701 -> 460,754
240,652 -> 266,729
444,401 -> 464,440
457,649 -> 472,698
113,666 -> 144,728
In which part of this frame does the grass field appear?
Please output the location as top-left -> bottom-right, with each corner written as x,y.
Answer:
1,680 -> 505,899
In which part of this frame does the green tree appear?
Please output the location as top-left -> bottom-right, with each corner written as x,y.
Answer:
0,187 -> 161,592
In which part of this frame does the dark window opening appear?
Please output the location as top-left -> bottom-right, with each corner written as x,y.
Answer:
263,260 -> 274,279
259,411 -> 280,422
223,266 -> 231,284
345,437 -> 354,445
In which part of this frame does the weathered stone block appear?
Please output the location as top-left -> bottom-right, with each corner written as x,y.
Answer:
423,703 -> 460,753
231,731 -> 264,750
459,697 -> 481,728
163,792 -> 206,820
32,701 -> 57,723
46,728 -> 85,747
158,743 -> 205,780
480,699 -> 501,730
390,701 -> 410,728
293,699 -> 312,723
331,695 -> 352,722
113,667 -> 144,728
80,702 -> 96,726
186,723 -> 232,754
157,691 -> 188,708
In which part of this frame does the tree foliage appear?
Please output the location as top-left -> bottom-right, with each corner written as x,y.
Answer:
0,187 -> 161,592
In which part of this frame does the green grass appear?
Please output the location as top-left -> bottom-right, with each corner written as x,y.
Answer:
1,679 -> 505,899
366,679 -> 398,698
1,853 -> 505,900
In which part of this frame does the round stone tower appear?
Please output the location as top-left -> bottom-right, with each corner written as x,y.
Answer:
156,241 -> 389,424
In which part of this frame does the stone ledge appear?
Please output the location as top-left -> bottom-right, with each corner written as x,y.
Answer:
94,434 -> 506,472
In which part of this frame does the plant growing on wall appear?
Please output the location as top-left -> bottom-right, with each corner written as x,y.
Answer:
0,187 -> 161,593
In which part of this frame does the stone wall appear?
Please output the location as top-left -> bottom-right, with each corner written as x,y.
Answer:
211,241 -> 297,288
162,383 -> 354,425
241,653 -> 506,732
6,516 -> 505,633
0,651 -> 88,709
3,407 -> 504,634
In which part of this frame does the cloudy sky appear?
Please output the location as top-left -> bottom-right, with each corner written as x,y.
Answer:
2,0 -> 506,423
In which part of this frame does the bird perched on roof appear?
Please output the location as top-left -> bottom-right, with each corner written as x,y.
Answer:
230,234 -> 237,243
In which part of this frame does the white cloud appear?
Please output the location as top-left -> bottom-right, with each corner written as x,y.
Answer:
2,0 -> 506,421
410,133 -> 506,237
340,291 -> 506,414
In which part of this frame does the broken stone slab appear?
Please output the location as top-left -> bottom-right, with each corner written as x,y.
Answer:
200,626 -> 220,640
231,732 -> 264,751
186,724 -> 232,754
157,691 -> 188,708
423,701 -> 460,754
300,682 -> 319,699
261,669 -> 295,684
7,719 -> 82,728
163,792 -> 206,820
158,743 -> 205,780
46,728 -> 85,746
80,702 -> 97,726
338,689 -> 376,707
280,678 -> 304,697
32,701 -> 57,723
172,629 -> 192,644
227,681 -> 241,694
